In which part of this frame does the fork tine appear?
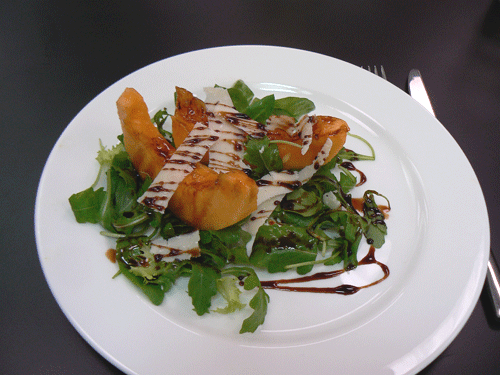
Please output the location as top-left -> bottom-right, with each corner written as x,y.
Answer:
363,65 -> 387,80
380,65 -> 387,80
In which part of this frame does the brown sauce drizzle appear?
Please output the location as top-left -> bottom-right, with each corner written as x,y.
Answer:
341,161 -> 366,186
142,196 -> 168,211
351,198 -> 390,219
260,246 -> 389,295
256,179 -> 302,190
153,248 -> 201,261
105,249 -> 117,263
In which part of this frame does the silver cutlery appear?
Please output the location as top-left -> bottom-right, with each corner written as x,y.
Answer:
407,69 -> 500,319
365,65 -> 500,319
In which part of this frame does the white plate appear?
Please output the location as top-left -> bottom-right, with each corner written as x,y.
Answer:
35,46 -> 489,375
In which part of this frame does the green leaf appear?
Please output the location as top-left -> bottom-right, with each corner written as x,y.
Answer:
96,141 -> 125,167
214,276 -> 246,314
240,288 -> 269,334
338,170 -> 357,193
250,224 -> 319,274
117,261 -> 165,306
152,107 -> 174,144
308,210 -> 364,270
243,136 -> 283,179
273,97 -> 315,120
68,187 -> 106,224
361,190 -> 389,248
227,80 -> 315,124
188,263 -> 220,315
245,95 -> 275,124
221,266 -> 262,291
159,211 -> 196,240
281,188 -> 323,217
200,225 -> 252,266
227,80 -> 254,112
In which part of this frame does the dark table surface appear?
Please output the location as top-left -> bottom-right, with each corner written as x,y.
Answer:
2,0 -> 500,374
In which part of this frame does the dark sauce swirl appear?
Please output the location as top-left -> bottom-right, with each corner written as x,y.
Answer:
260,246 -> 389,295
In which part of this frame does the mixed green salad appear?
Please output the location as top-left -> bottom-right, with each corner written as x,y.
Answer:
69,81 -> 389,334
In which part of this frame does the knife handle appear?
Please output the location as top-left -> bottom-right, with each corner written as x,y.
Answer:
487,252 -> 500,319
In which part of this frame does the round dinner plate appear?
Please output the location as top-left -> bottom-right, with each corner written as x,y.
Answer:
35,45 -> 490,375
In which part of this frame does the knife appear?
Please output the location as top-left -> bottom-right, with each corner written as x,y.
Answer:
408,69 -> 435,116
408,69 -> 500,319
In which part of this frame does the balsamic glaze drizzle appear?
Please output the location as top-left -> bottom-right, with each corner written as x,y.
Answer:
260,246 -> 389,295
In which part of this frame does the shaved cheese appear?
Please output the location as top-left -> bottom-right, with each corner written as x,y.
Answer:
296,115 -> 314,155
266,115 -> 297,136
256,171 -> 301,206
256,137 -> 333,205
205,87 -> 266,138
242,194 -> 285,236
206,114 -> 248,173
217,111 -> 266,138
138,123 -> 219,213
323,191 -> 341,210
296,137 -> 333,180
151,231 -> 201,262
266,115 -> 315,155
204,87 -> 234,107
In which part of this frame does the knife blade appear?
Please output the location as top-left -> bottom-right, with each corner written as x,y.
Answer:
408,69 -> 435,116
408,69 -> 500,319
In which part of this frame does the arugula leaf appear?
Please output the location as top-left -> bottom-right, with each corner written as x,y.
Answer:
68,187 -> 106,224
361,190 -> 389,248
240,288 -> 269,334
281,188 -> 323,217
273,97 -> 315,120
227,80 -> 314,124
227,80 -> 254,112
245,95 -> 275,124
251,224 -> 319,274
188,263 -> 220,315
199,225 -> 252,267
70,145 -> 147,233
221,267 -> 270,334
117,261 -> 165,306
221,266 -> 261,291
309,210 -> 363,270
159,211 -> 196,240
152,107 -> 174,144
244,136 -> 283,179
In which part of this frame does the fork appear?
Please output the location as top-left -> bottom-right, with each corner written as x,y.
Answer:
363,65 -> 387,80
365,65 -> 500,319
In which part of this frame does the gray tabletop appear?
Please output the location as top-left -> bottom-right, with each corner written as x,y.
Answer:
2,0 -> 500,374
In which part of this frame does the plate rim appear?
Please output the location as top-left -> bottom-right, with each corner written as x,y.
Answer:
35,45 -> 490,375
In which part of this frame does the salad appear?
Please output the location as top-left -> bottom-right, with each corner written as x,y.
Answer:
69,80 -> 390,334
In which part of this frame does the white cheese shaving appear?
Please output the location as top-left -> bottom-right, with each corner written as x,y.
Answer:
204,87 -> 265,138
296,115 -> 314,155
206,114 -> 248,173
150,231 -> 201,262
242,193 -> 285,236
266,115 -> 315,155
256,137 -> 333,205
138,123 -> 219,213
266,115 -> 297,136
204,87 -> 234,107
204,87 -> 262,172
323,191 -> 341,209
